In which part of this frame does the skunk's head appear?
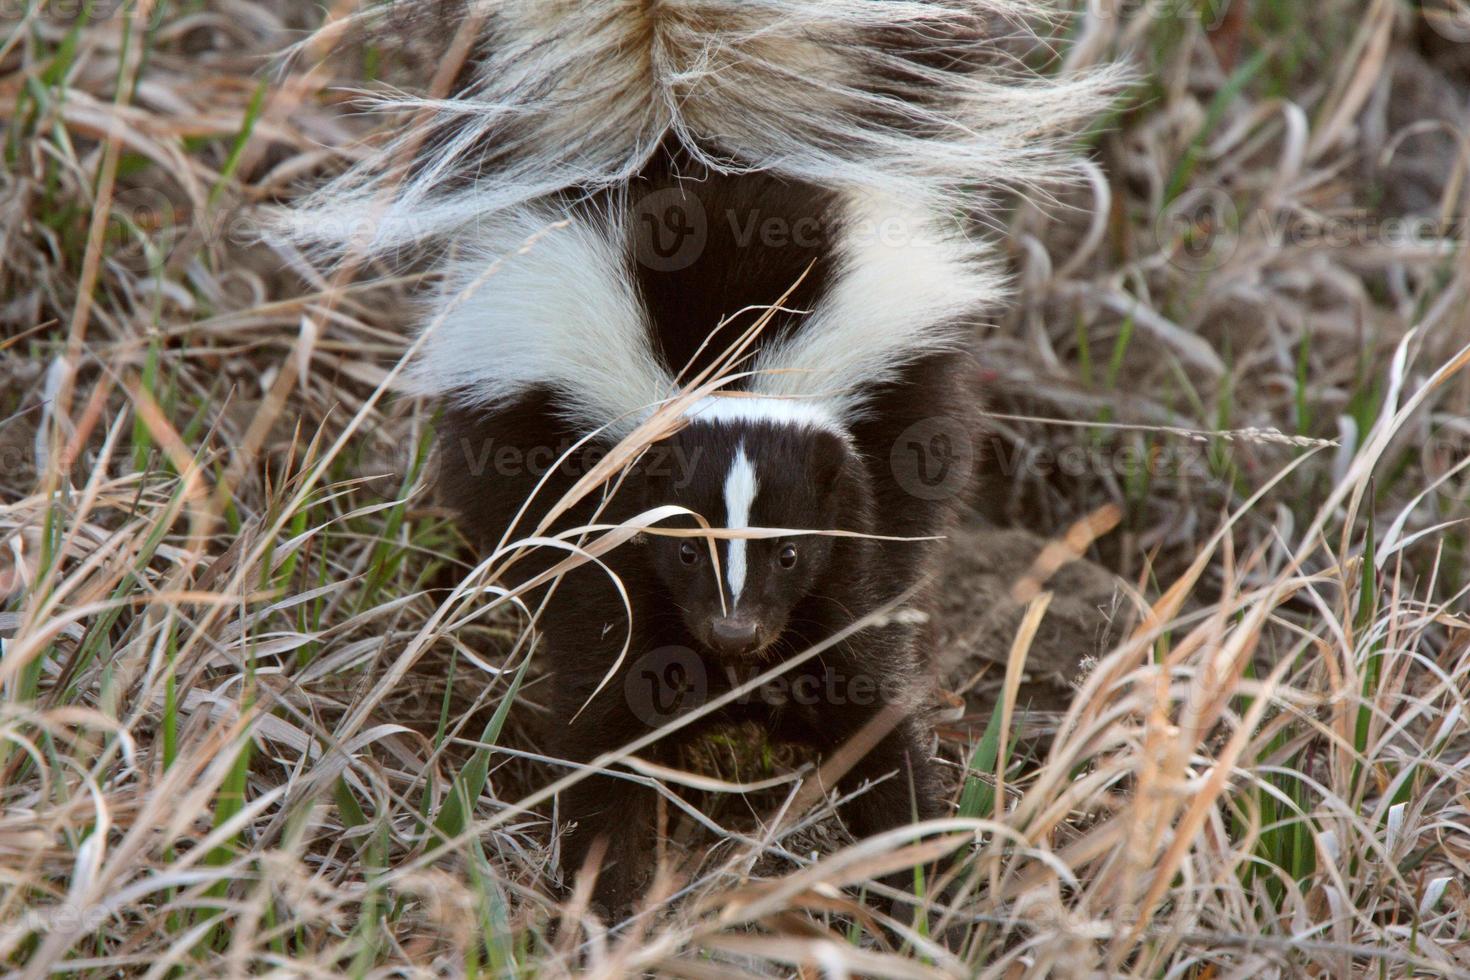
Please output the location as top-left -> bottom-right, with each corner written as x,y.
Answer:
640,408 -> 868,659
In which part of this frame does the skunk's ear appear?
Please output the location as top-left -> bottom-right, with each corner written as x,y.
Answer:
633,450 -> 666,507
807,432 -> 851,498
633,434 -> 691,510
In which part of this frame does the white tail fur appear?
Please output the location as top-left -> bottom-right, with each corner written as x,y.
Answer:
302,1 -> 1120,437
279,0 -> 1123,252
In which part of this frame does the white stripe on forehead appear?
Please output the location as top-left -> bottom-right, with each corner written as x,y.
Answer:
722,443 -> 758,607
685,395 -> 848,437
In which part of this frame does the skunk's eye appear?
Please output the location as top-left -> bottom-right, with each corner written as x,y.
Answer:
778,543 -> 799,570
679,541 -> 701,566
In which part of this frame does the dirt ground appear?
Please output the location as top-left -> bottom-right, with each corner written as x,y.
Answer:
933,523 -> 1133,733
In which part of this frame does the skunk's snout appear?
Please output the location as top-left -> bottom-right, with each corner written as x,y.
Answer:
708,615 -> 761,657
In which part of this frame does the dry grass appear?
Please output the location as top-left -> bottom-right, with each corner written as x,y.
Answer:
3,0 -> 1470,976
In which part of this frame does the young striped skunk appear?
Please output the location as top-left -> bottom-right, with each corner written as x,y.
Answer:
285,0 -> 1115,920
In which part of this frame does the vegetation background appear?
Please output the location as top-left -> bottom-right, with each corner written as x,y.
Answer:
2,0 -> 1468,975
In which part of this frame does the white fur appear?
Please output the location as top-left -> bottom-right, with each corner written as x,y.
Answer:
684,395 -> 847,437
411,191 -> 997,435
378,2 -> 1119,434
749,190 -> 1002,418
722,444 -> 759,606
279,0 -> 1123,252
410,204 -> 673,432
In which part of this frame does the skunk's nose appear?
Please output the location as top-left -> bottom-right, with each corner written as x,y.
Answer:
709,615 -> 760,656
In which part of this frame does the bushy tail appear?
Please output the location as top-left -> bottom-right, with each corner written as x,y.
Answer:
279,0 -> 1124,253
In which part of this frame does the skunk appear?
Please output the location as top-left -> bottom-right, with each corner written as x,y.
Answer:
285,0 -> 1116,919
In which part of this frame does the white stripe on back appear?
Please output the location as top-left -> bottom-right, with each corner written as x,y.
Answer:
722,444 -> 759,607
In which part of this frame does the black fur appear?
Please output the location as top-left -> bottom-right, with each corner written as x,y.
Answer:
436,153 -> 979,920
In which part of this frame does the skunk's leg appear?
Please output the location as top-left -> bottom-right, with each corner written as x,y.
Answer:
834,711 -> 955,925
548,685 -> 662,924
555,762 -> 658,923
786,632 -> 944,846
833,711 -> 944,846
782,667 -> 947,911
